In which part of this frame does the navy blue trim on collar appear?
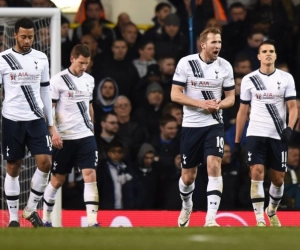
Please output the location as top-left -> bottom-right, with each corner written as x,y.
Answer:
68,68 -> 83,78
198,54 -> 215,65
12,46 -> 32,55
259,69 -> 276,76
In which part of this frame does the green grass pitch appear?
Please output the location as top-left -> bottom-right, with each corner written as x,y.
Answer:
0,227 -> 299,250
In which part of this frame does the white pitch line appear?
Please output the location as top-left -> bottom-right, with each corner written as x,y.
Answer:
189,235 -> 237,244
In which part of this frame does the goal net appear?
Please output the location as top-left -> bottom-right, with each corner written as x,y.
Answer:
0,8 -> 61,227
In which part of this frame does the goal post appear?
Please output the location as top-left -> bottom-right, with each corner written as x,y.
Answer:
0,8 -> 62,227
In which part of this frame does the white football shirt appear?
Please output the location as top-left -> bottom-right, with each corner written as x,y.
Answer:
0,48 -> 49,121
51,69 -> 94,140
240,69 -> 296,139
173,53 -> 235,127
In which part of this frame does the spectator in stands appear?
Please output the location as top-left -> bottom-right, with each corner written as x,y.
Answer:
61,169 -> 85,210
222,2 -> 250,64
149,115 -> 180,171
233,54 -> 252,76
204,17 -> 223,31
220,142 -> 240,209
133,40 -> 157,78
226,0 -> 256,10
248,0 -> 293,66
72,0 -> 114,47
282,145 -> 300,208
237,29 -> 264,71
143,2 -> 171,41
154,13 -> 189,64
157,55 -> 175,103
114,96 -> 148,162
93,77 -> 119,134
74,0 -> 106,24
133,63 -> 162,108
97,141 -> 136,209
61,15 -> 72,70
277,62 -> 290,73
133,143 -> 160,209
121,22 -> 140,61
162,102 -> 182,125
81,18 -> 113,54
162,102 -> 183,138
169,0 -> 227,53
133,82 -> 165,136
161,153 -> 182,210
95,112 -> 122,161
35,26 -> 51,66
149,115 -> 181,209
80,33 -> 102,76
114,12 -> 131,39
30,0 -> 56,7
95,112 -> 131,166
290,96 -> 300,146
95,39 -> 139,102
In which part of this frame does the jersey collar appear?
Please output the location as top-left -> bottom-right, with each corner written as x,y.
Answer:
12,46 -> 32,55
68,68 -> 83,78
259,69 -> 276,76
198,54 -> 215,65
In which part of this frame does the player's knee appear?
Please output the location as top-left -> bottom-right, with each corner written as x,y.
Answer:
181,173 -> 196,185
82,168 -> 96,182
51,174 -> 66,188
37,157 -> 52,172
250,165 -> 264,179
6,160 -> 22,176
272,179 -> 284,187
207,164 -> 220,173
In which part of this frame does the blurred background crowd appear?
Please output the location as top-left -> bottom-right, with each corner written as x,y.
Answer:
0,0 -> 300,212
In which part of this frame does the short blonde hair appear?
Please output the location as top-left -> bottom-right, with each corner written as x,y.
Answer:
199,28 -> 221,43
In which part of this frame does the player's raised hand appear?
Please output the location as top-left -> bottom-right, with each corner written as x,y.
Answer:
52,129 -> 63,149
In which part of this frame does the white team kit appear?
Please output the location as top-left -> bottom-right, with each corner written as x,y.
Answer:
240,69 -> 296,139
0,48 -> 49,121
51,68 -> 94,140
173,53 -> 235,127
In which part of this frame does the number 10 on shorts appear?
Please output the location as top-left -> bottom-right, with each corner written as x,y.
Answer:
216,136 -> 224,153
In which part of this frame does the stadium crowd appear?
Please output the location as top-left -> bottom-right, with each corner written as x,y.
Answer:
0,0 -> 300,212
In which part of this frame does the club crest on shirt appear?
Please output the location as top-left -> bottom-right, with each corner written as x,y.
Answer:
277,82 -> 281,89
215,70 -> 219,79
34,60 -> 38,70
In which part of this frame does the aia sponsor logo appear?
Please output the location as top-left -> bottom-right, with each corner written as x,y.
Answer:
190,80 -> 210,87
255,92 -> 283,100
10,72 -> 40,81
